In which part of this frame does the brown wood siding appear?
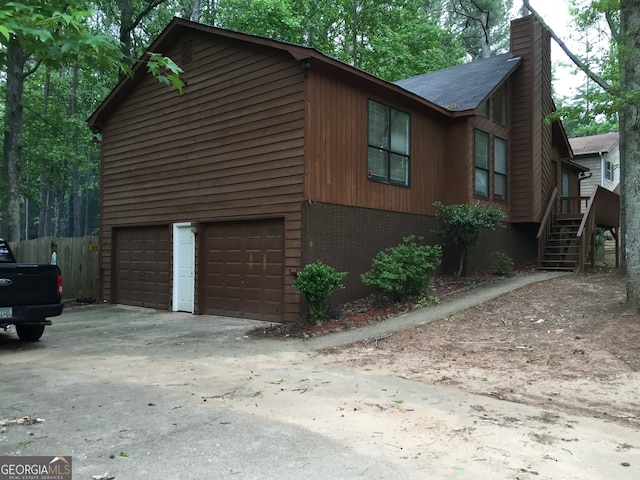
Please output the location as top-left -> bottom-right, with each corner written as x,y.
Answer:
509,15 -> 553,223
443,120 -> 470,205
304,64 -> 445,216
539,25 -> 555,211
99,32 -> 305,321
510,17 -> 535,222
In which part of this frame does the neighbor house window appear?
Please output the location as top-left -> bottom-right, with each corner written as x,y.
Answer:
474,129 -> 490,197
367,100 -> 410,186
494,137 -> 507,200
604,160 -> 614,181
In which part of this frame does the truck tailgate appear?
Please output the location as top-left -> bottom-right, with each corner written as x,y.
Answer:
0,264 -> 62,307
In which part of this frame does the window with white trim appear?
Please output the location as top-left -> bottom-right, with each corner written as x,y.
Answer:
604,160 -> 614,181
367,100 -> 410,186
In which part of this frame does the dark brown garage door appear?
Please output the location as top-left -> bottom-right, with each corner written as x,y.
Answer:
203,219 -> 284,322
115,226 -> 170,310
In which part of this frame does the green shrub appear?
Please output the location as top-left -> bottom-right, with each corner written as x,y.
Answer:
433,201 -> 506,277
361,235 -> 441,302
488,251 -> 514,276
292,261 -> 347,321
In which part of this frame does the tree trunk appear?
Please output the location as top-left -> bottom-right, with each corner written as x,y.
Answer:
2,41 -> 26,242
621,1 -> 640,311
190,0 -> 201,21
37,72 -> 51,238
38,183 -> 52,237
70,67 -> 81,237
120,0 -> 134,61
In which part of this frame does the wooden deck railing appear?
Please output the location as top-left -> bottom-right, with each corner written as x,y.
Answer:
536,187 -> 559,266
576,186 -> 620,272
592,186 -> 620,228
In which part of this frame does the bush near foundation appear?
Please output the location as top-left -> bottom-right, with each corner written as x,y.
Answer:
361,235 -> 441,302
293,261 -> 347,321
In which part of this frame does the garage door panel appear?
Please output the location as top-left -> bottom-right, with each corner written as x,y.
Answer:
203,219 -> 284,322
115,226 -> 170,310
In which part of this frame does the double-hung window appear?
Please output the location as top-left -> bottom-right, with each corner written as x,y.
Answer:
475,129 -> 508,200
367,100 -> 410,186
604,160 -> 614,181
494,137 -> 507,200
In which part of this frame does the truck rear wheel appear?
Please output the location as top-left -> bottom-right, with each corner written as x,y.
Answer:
16,324 -> 45,342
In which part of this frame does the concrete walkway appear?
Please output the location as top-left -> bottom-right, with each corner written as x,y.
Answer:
305,270 -> 569,350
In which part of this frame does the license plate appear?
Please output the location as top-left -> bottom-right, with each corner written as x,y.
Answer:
0,307 -> 12,319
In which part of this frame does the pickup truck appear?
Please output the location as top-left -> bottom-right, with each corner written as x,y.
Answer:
0,238 -> 63,341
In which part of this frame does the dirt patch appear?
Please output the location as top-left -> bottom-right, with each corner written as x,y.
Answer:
315,269 -> 640,428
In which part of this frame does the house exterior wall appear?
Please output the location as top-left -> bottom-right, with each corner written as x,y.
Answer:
443,120 -> 471,206
99,32 -> 306,320
578,156 -> 602,197
300,202 -> 441,304
303,62 -> 448,216
575,149 -> 620,197
301,202 -> 538,306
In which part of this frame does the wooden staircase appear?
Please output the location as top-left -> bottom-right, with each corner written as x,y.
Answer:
536,186 -> 620,273
538,217 -> 581,271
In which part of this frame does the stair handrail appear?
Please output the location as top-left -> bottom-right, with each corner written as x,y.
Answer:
536,187 -> 559,266
576,186 -> 599,272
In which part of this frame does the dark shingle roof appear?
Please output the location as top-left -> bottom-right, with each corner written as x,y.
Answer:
394,53 -> 521,112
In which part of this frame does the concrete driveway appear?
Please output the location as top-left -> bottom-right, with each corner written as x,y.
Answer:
1,293 -> 638,479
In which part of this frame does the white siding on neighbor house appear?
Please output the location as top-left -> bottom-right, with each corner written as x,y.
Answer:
577,150 -> 620,197
579,156 -> 601,197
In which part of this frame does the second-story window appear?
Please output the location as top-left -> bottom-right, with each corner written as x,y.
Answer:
494,137 -> 507,200
367,100 -> 410,187
475,129 -> 508,201
474,129 -> 490,197
493,83 -> 507,125
605,160 -> 614,181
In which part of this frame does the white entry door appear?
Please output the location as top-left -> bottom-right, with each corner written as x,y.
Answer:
173,223 -> 195,313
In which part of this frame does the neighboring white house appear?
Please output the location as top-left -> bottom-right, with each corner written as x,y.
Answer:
569,132 -> 620,197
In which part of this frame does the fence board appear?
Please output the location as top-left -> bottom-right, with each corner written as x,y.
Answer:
9,236 -> 100,301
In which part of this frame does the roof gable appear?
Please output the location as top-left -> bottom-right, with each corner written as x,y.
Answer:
569,132 -> 619,155
87,17 -> 451,132
394,53 -> 521,112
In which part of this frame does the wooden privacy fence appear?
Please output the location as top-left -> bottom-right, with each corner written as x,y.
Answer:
9,236 -> 100,302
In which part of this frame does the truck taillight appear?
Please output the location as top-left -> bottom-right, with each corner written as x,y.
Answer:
57,274 -> 63,296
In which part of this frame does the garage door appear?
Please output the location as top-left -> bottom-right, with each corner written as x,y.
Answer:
115,226 -> 170,309
203,219 -> 284,322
